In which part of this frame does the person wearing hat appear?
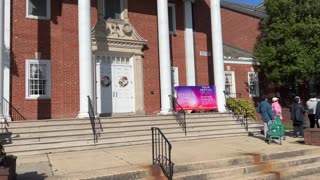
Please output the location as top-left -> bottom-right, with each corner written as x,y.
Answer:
272,97 -> 283,121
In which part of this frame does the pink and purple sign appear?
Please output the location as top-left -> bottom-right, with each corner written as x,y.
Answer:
174,86 -> 217,111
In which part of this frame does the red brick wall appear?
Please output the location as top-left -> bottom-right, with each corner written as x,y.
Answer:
221,7 -> 261,51
11,0 -> 98,120
129,0 -> 161,114
194,0 -> 213,85
129,0 -> 188,114
10,0 -> 262,119
224,63 -> 260,101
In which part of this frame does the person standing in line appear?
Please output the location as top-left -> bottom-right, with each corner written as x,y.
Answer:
306,93 -> 319,128
272,96 -> 285,140
272,97 -> 283,121
314,96 -> 320,128
256,95 -> 275,142
291,96 -> 305,137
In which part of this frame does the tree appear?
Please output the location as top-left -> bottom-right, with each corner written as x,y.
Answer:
254,0 -> 320,87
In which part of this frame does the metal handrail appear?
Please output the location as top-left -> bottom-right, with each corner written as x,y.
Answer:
151,127 -> 174,180
223,91 -> 249,131
168,95 -> 187,136
87,96 -> 103,143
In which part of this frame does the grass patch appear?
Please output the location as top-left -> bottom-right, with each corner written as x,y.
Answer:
284,124 -> 294,130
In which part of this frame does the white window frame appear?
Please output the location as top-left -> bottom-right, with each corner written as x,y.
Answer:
168,3 -> 177,34
25,59 -> 51,99
103,0 -> 128,20
26,0 -> 51,20
224,71 -> 236,97
248,72 -> 260,97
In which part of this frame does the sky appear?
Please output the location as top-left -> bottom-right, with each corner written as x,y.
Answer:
224,0 -> 264,6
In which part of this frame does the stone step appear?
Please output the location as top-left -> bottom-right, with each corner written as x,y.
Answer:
8,120 -> 260,140
7,127 -> 255,148
235,161 -> 320,180
9,132 -> 252,157
47,148 -> 320,180
7,118 -> 255,134
7,113 -> 232,127
174,152 -> 320,179
4,113 -> 262,156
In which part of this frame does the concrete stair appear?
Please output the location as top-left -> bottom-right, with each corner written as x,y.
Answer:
78,148 -> 320,180
2,112 -> 262,156
173,149 -> 320,180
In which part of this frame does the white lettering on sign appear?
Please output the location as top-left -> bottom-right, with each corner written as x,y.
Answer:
200,51 -> 211,56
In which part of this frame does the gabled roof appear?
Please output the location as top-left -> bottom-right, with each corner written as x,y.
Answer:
221,0 -> 267,19
223,43 -> 253,58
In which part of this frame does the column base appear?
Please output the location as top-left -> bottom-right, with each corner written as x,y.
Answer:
158,109 -> 173,115
217,107 -> 227,113
77,112 -> 90,119
0,115 -> 10,123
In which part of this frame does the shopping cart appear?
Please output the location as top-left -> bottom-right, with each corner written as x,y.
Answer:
267,115 -> 285,145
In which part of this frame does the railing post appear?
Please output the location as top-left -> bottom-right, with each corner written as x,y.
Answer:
151,127 -> 174,180
168,95 -> 187,136
151,127 -> 154,164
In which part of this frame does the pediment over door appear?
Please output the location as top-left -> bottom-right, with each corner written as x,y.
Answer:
92,19 -> 147,54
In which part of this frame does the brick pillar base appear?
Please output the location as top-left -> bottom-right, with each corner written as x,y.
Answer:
304,129 -> 320,146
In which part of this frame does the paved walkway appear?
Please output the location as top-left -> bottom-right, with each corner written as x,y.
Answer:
15,133 -> 320,179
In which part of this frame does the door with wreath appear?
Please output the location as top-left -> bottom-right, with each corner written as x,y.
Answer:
98,56 -> 134,114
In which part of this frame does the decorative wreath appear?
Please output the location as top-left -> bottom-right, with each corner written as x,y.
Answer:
101,76 -> 111,87
119,76 -> 129,87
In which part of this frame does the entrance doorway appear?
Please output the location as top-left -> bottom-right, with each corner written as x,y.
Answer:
96,55 -> 134,115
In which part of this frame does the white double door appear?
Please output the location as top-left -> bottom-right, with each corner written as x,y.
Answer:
96,55 -> 134,114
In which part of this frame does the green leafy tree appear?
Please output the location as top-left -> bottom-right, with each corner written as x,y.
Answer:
254,0 -> 320,86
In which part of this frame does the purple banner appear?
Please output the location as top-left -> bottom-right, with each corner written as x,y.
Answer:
174,86 -> 217,111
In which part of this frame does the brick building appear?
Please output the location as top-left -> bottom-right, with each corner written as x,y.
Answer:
0,0 -> 265,121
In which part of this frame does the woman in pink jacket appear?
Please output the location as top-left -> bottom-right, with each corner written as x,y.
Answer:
272,97 -> 283,121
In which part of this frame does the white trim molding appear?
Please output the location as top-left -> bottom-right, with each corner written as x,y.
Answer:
25,59 -> 51,100
26,0 -> 51,20
224,56 -> 260,65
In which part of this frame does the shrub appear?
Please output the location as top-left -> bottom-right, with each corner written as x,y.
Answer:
226,98 -> 257,121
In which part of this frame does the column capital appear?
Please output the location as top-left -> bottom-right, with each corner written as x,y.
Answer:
183,0 -> 195,3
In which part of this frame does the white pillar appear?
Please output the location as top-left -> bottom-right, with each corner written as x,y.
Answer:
184,0 -> 196,86
157,0 -> 172,114
78,0 -> 94,118
210,0 -> 226,112
0,0 -> 5,121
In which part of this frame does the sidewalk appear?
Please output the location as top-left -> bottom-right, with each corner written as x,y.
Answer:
15,133 -> 319,179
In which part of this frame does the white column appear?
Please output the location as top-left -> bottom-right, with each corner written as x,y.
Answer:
3,0 -> 10,121
78,0 -> 94,118
157,0 -> 172,114
210,0 -> 226,112
184,0 -> 196,86
0,0 -> 5,121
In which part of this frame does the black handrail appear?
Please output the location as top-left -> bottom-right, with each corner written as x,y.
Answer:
223,91 -> 249,131
87,96 -> 103,143
151,127 -> 174,180
168,95 -> 187,136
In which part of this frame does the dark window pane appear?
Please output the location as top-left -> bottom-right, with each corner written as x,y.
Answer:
105,0 -> 121,19
168,6 -> 173,32
29,0 -> 47,17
